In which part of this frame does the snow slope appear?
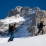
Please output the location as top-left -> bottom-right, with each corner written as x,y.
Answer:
0,34 -> 46,46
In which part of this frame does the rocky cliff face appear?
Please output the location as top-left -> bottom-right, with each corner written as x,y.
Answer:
7,6 -> 46,18
7,6 -> 32,17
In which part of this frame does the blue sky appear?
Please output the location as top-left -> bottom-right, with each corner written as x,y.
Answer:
0,0 -> 46,19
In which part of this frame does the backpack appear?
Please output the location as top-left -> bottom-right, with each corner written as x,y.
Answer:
9,24 -> 14,32
37,23 -> 40,29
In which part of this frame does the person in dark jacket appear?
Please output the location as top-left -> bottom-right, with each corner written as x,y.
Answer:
8,23 -> 16,42
36,21 -> 45,35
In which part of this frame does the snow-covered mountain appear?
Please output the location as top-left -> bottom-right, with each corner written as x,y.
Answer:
0,6 -> 46,35
0,6 -> 46,46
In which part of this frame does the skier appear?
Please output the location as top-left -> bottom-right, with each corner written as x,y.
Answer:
35,21 -> 45,35
8,23 -> 16,42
